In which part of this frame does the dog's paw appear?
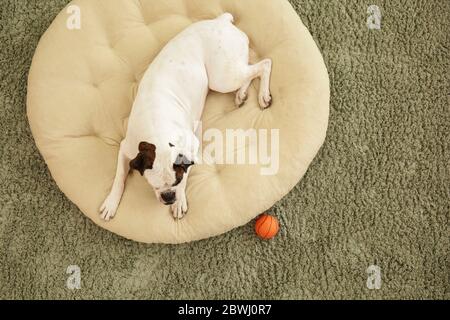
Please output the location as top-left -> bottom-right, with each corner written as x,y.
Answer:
258,92 -> 272,109
99,195 -> 119,221
235,89 -> 248,107
171,194 -> 188,219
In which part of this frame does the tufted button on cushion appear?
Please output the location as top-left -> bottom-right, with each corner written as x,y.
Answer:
27,0 -> 329,243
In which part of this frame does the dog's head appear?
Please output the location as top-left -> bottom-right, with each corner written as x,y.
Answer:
129,141 -> 195,205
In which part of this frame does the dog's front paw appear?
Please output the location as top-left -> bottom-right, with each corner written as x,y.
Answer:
99,194 -> 120,221
171,194 -> 188,219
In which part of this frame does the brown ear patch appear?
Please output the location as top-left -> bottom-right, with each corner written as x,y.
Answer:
173,165 -> 184,186
172,154 -> 194,186
129,142 -> 156,176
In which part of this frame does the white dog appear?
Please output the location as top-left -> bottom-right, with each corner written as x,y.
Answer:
100,13 -> 272,220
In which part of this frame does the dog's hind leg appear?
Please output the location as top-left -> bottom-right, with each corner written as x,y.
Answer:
257,59 -> 272,109
235,78 -> 252,107
234,59 -> 272,109
100,141 -> 130,221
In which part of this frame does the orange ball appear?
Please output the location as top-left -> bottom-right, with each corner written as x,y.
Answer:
255,214 -> 279,239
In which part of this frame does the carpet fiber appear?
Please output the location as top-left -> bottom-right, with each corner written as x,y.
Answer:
0,0 -> 448,299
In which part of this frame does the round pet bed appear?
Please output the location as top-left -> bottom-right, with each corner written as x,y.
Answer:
27,0 -> 329,243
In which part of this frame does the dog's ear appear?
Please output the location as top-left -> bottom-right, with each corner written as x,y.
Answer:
173,153 -> 194,173
129,142 -> 156,176
138,141 -> 156,153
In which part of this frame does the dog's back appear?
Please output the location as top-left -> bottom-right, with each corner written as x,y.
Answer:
127,13 -> 248,143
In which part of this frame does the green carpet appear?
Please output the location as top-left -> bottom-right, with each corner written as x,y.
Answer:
0,0 -> 448,299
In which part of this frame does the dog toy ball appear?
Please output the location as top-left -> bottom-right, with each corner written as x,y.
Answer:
255,214 -> 279,239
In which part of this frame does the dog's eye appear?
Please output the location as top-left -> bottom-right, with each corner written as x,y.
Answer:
169,143 -> 175,147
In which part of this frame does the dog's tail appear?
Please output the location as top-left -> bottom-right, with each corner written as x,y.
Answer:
217,12 -> 234,24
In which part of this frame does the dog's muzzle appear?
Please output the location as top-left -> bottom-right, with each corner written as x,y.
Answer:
160,191 -> 176,205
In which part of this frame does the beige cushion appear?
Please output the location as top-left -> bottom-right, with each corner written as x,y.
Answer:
27,0 -> 329,243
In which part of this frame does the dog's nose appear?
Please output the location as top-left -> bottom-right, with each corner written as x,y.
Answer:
160,191 -> 176,204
